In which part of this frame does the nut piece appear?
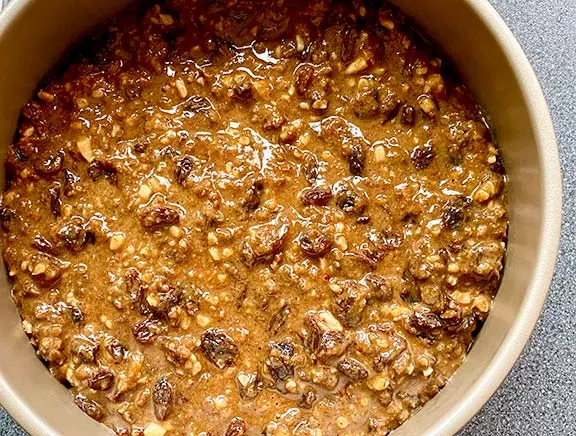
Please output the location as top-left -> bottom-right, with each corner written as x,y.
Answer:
143,422 -> 167,436
345,57 -> 369,75
76,136 -> 94,162
109,232 -> 126,251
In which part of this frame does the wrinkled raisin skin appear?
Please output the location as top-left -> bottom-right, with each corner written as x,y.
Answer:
225,417 -> 247,436
337,357 -> 369,381
140,206 -> 180,229
175,156 -> 193,185
153,377 -> 173,420
298,229 -> 332,258
411,144 -> 435,169
88,367 -> 115,391
200,328 -> 239,369
300,186 -> 332,206
348,144 -> 365,176
75,394 -> 104,421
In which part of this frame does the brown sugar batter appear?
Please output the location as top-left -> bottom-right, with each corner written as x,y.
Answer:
0,0 -> 508,434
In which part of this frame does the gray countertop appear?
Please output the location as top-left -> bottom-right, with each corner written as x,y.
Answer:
1,0 -> 575,435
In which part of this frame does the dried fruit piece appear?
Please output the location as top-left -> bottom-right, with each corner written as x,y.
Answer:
75,394 -> 104,421
300,185 -> 332,206
241,217 -> 289,267
225,417 -> 247,436
200,328 -> 239,369
48,186 -> 61,218
88,367 -> 115,391
63,168 -> 80,197
411,144 -> 435,169
298,228 -> 332,258
175,156 -> 193,185
242,179 -> 265,212
269,304 -> 291,335
153,377 -> 173,420
140,205 -> 180,229
347,143 -> 365,176
337,357 -> 369,381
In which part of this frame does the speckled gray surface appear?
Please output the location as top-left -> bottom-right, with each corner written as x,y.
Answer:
0,0 -> 575,435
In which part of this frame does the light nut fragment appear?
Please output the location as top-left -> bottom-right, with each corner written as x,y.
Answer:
76,137 -> 93,162
316,310 -> 343,332
345,58 -> 369,75
143,422 -> 167,436
418,94 -> 436,116
108,233 -> 126,251
366,374 -> 390,391
175,78 -> 188,99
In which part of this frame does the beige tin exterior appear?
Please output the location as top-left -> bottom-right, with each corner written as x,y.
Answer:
0,1 -> 562,435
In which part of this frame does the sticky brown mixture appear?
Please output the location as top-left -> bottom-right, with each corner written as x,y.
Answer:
0,1 -> 508,435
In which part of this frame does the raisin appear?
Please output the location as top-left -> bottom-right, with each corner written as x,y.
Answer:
87,160 -> 118,185
337,357 -> 369,381
363,273 -> 393,301
300,185 -> 332,206
34,150 -> 64,176
200,328 -> 239,369
353,88 -> 380,119
298,229 -> 332,258
133,142 -> 148,153
409,311 -> 443,335
74,394 -> 104,422
0,208 -> 15,232
63,168 -> 80,197
401,105 -> 416,126
139,205 -> 180,229
69,306 -> 85,326
316,330 -> 351,363
145,281 -> 181,316
379,89 -> 401,122
269,304 -> 291,335
333,280 -> 369,327
153,377 -> 173,420
241,218 -> 289,267
230,72 -> 254,102
70,336 -> 100,363
347,144 -> 365,176
298,388 -> 317,409
48,186 -> 61,218
56,218 -> 95,252
294,64 -> 314,96
175,156 -> 193,185
242,179 -> 264,212
106,339 -> 127,362
410,144 -> 435,169
32,236 -> 56,254
88,367 -> 115,391
225,417 -> 247,436
301,152 -> 320,184
340,27 -> 358,63
441,197 -> 471,230
266,340 -> 296,382
132,318 -> 164,344
491,154 -> 506,174
334,182 -> 368,215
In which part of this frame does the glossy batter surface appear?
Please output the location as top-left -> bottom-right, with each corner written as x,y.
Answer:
0,1 -> 508,434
